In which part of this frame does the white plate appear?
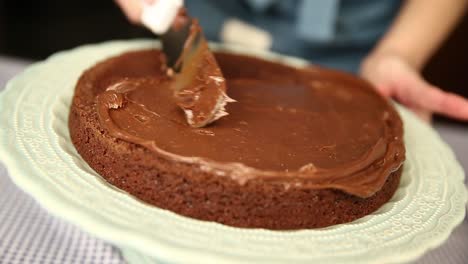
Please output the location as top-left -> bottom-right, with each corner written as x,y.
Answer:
0,40 -> 466,264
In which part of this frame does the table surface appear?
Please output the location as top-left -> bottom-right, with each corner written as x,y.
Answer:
0,56 -> 467,264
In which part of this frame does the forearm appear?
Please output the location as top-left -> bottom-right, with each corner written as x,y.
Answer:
369,0 -> 467,70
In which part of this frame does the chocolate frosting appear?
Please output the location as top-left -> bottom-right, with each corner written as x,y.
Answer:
96,51 -> 405,198
172,20 -> 234,127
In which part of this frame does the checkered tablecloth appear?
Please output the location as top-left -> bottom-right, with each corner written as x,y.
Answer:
0,56 -> 467,264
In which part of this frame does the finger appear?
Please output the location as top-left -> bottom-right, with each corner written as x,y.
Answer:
393,73 -> 468,121
373,84 -> 392,98
407,105 -> 433,123
115,0 -> 144,24
390,69 -> 425,107
419,85 -> 468,121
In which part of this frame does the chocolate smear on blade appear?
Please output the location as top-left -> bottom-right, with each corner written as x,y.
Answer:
171,20 -> 235,128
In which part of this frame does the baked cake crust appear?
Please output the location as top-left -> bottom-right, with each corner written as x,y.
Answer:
69,50 -> 404,230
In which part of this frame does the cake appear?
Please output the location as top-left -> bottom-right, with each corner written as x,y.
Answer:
69,49 -> 405,230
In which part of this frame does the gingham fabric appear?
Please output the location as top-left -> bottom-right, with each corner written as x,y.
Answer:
0,166 -> 125,264
0,57 -> 467,264
0,57 -> 125,264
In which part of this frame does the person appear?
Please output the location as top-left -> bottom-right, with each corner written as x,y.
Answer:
115,0 -> 468,122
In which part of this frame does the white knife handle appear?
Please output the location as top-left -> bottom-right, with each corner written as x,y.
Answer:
141,0 -> 184,35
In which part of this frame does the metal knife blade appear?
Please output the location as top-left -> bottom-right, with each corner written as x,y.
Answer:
169,20 -> 234,128
160,17 -> 192,70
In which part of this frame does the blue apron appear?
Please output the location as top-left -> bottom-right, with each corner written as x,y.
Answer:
185,0 -> 402,73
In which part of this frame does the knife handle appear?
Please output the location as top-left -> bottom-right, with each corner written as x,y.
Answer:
141,0 -> 184,35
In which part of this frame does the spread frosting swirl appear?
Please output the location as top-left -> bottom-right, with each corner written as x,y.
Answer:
95,51 -> 405,198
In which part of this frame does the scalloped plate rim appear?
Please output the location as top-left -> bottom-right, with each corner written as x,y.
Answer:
0,39 -> 466,264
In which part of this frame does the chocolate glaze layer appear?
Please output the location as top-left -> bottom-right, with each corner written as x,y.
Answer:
96,50 -> 405,198
171,20 -> 234,127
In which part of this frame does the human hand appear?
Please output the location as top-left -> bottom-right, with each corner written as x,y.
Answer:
115,0 -> 155,24
115,0 -> 185,34
360,52 -> 468,122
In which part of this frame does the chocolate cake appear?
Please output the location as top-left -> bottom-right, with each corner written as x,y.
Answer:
69,49 -> 405,230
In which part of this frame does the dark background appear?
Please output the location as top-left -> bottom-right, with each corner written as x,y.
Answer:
1,0 -> 467,125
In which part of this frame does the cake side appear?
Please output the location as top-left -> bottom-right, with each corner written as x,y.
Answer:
69,105 -> 401,229
69,49 -> 404,229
